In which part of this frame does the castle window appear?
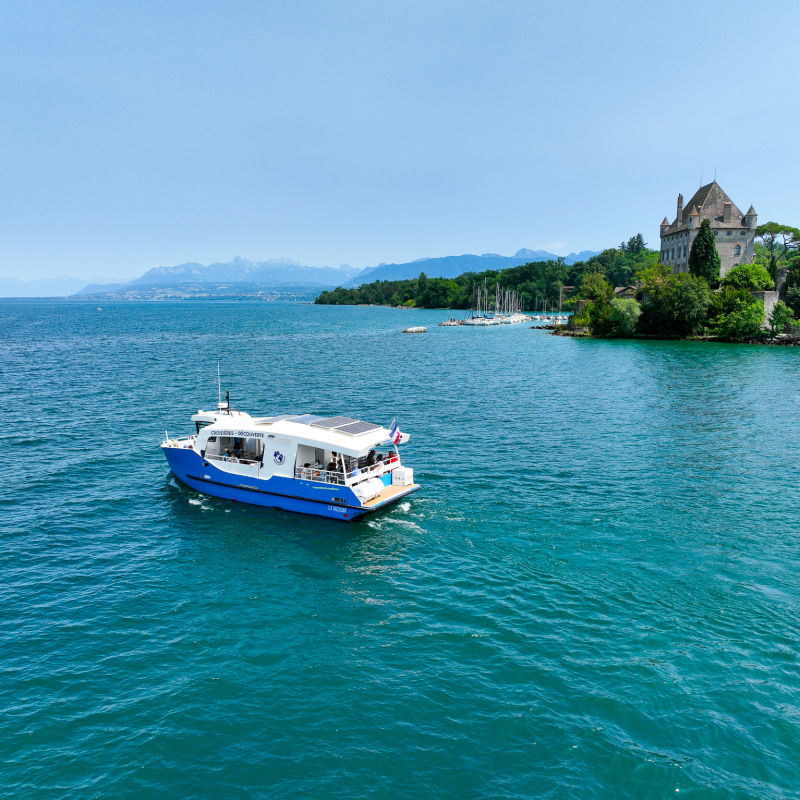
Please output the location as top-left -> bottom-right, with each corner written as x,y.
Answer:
734,245 -> 741,255
740,231 -> 746,236
726,231 -> 732,236
714,231 -> 718,236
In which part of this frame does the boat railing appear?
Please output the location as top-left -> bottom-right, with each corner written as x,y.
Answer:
166,434 -> 197,448
294,466 -> 347,485
294,457 -> 399,486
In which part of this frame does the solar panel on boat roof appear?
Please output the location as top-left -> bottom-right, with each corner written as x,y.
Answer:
287,414 -> 324,424
336,421 -> 382,436
310,416 -> 357,429
257,414 -> 299,423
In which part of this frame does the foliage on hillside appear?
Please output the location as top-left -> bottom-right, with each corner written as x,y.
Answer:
577,263 -> 768,342
315,235 -> 658,310
570,217 -> 800,342
720,263 -> 774,292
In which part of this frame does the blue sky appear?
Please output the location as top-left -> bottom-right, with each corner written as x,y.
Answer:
1,0 -> 798,280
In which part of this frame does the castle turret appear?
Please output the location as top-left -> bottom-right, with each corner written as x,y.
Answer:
744,205 -> 758,229
660,216 -> 669,236
677,194 -> 684,225
687,206 -> 699,230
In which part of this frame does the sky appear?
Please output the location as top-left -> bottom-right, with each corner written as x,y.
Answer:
1,0 -> 798,281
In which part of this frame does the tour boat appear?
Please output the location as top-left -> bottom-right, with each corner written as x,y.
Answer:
161,392 -> 420,521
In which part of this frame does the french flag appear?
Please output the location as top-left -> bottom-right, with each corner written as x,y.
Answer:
389,420 -> 401,444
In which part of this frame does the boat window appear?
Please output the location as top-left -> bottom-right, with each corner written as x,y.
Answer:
204,435 -> 264,463
195,420 -> 213,435
296,444 -> 316,466
243,437 -> 265,461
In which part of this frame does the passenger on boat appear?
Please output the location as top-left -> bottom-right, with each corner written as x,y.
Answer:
366,450 -> 376,467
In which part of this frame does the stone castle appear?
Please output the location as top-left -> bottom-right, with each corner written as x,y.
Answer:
660,182 -> 757,277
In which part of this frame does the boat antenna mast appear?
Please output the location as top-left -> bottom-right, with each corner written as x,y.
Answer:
217,364 -> 231,412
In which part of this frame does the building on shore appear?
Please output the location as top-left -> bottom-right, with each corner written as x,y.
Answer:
660,182 -> 757,277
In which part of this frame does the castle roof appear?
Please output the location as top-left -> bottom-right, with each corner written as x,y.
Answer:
688,206 -> 699,217
661,216 -> 670,225
662,181 -> 750,236
745,205 -> 757,216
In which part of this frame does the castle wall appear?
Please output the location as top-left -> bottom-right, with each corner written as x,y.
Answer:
661,226 -> 754,276
714,229 -> 753,276
752,291 -> 779,330
660,230 -> 693,272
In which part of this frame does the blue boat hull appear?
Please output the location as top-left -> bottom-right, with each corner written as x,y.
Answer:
163,447 -> 418,521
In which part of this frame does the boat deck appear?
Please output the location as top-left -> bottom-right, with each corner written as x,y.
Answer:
362,484 -> 420,508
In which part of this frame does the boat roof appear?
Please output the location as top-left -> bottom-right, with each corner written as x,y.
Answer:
192,409 -> 395,456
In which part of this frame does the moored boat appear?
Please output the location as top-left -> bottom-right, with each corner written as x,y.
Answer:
161,393 -> 419,521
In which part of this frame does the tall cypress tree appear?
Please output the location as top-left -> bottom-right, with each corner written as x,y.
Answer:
688,219 -> 721,286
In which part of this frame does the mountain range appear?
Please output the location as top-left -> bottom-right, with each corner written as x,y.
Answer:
347,249 -> 601,286
0,249 -> 603,297
0,274 -> 132,298
76,257 -> 362,295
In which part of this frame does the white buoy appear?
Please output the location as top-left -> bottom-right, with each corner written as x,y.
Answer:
402,326 -> 427,333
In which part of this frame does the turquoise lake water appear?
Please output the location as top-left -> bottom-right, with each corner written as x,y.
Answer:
2,300 -> 800,798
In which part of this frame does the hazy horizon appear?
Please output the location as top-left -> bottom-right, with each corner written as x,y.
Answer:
1,0 -> 798,281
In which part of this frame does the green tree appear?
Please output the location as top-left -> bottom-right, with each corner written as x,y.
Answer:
711,301 -> 765,340
769,301 -> 796,334
637,273 -> 711,337
708,286 -> 759,322
626,233 -> 646,254
755,222 -> 800,276
787,288 -> 800,317
609,298 -> 641,337
583,300 -> 614,335
635,261 -> 672,291
720,263 -> 774,292
688,219 -> 721,286
417,278 -> 457,308
580,272 -> 613,302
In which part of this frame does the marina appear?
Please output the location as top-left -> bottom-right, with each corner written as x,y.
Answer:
162,391 -> 419,520
463,279 -> 531,326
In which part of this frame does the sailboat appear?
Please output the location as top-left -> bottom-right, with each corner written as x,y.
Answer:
463,279 -> 500,326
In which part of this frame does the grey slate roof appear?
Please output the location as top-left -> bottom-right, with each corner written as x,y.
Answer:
662,181 -> 751,235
